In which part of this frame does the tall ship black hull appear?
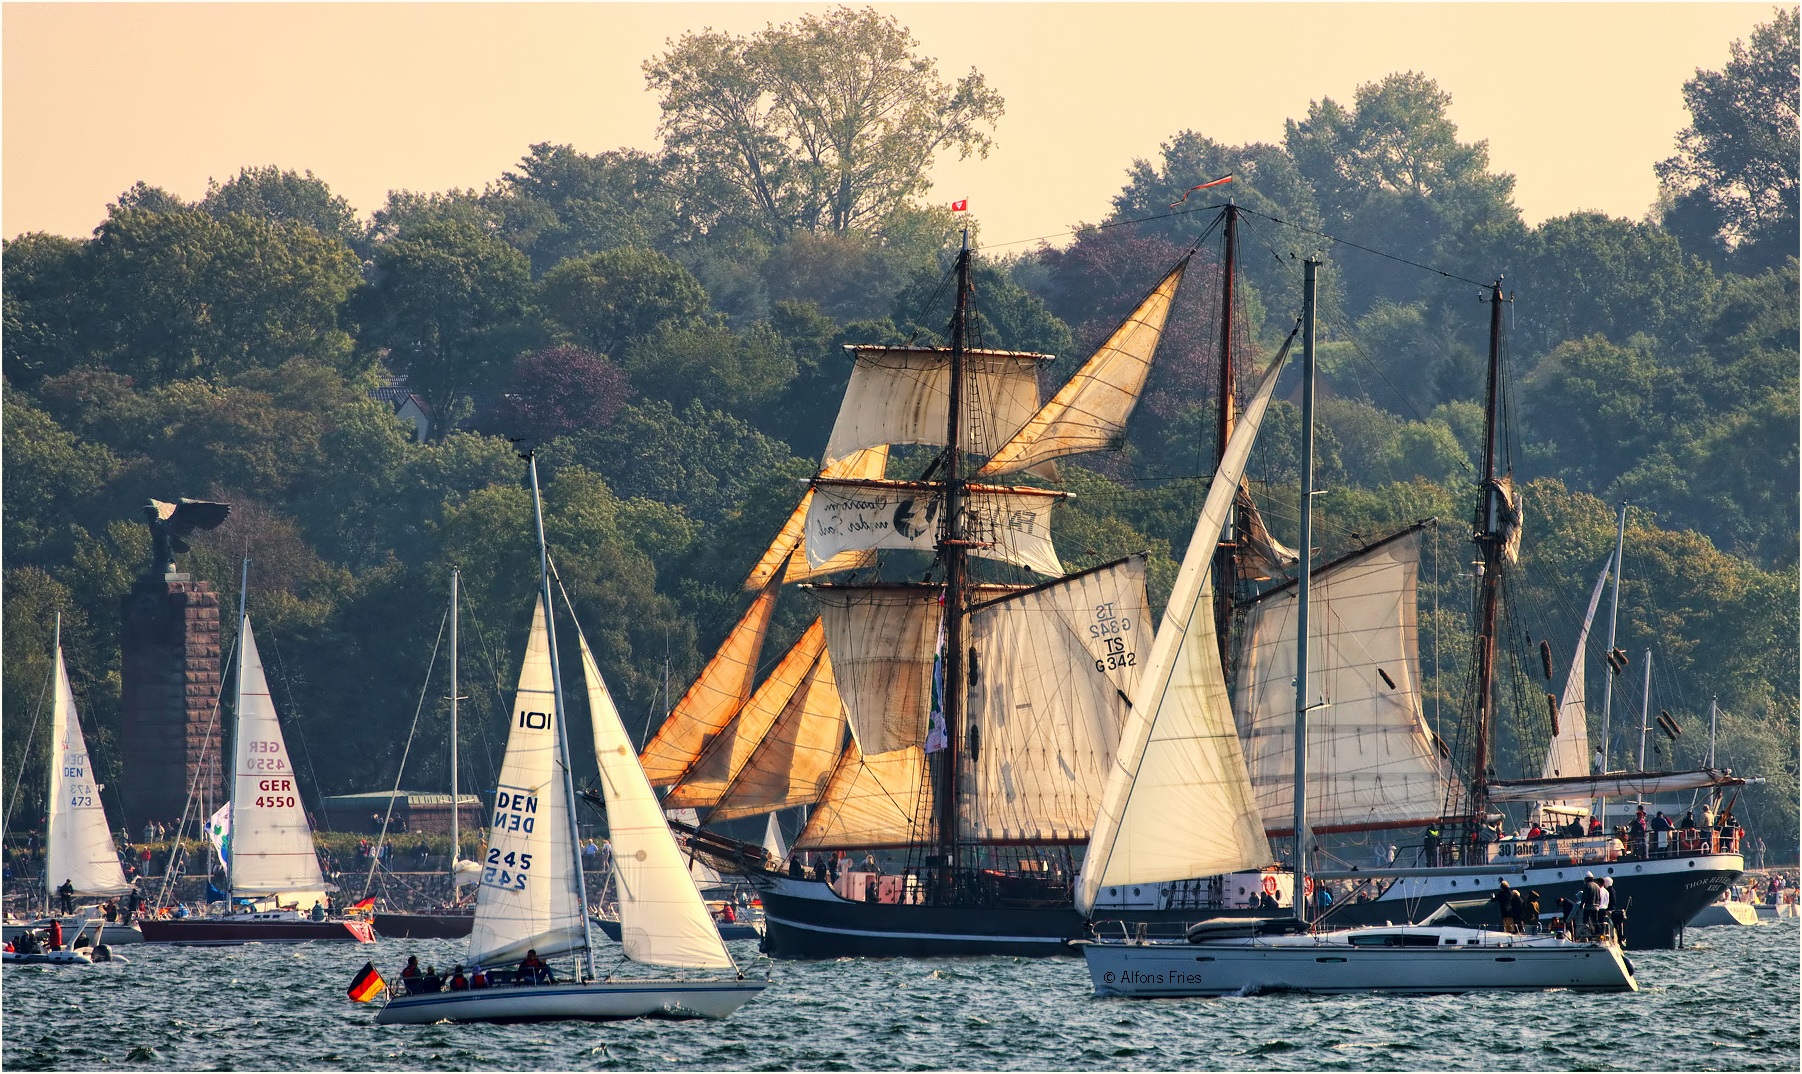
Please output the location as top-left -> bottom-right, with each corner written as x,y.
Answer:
751,872 -> 1083,958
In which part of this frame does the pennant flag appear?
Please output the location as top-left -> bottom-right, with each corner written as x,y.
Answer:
924,591 -> 949,753
1169,174 -> 1234,208
346,961 -> 385,1003
951,199 -> 968,212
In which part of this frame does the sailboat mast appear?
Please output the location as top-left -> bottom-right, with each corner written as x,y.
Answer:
1291,257 -> 1319,924
1637,650 -> 1652,771
1467,280 -> 1507,828
1597,501 -> 1627,819
45,612 -> 60,912
230,557 -> 249,899
1212,202 -> 1240,670
526,455 -> 597,979
450,567 -> 460,893
936,234 -> 973,885
1708,698 -> 1717,767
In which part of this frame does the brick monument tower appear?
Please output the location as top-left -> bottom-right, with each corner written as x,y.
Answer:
118,498 -> 231,834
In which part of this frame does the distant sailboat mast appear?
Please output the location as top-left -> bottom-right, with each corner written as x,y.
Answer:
936,232 -> 973,891
450,567 -> 462,895
1212,200 -> 1241,670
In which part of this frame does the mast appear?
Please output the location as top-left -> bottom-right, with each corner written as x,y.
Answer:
1291,257 -> 1319,923
1597,501 -> 1627,818
935,233 -> 973,891
1707,697 -> 1718,768
45,612 -> 60,913
1466,280 -> 1507,836
527,454 -> 596,978
230,557 -> 249,900
1637,649 -> 1652,772
1212,202 -> 1241,669
449,567 -> 461,894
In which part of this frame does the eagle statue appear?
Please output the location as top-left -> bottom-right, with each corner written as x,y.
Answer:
142,498 -> 231,577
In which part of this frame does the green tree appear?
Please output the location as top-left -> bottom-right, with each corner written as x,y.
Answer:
0,385 -> 120,564
620,320 -> 796,413
645,6 -> 1003,240
488,143 -> 685,272
1656,7 -> 1800,272
200,165 -> 364,252
540,246 -> 709,355
1,233 -> 91,388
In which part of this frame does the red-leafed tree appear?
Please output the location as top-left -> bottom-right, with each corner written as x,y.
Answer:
488,346 -> 635,444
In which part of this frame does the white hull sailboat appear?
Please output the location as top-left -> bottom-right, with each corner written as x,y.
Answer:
1076,264 -> 1636,997
374,455 -> 767,1024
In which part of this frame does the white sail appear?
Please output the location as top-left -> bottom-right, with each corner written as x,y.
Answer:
1538,554 -> 1613,819
579,630 -> 732,969
44,642 -> 130,896
978,261 -> 1186,477
1233,533 -> 1450,834
742,447 -> 890,591
964,556 -> 1150,843
806,479 -> 1067,577
1075,348 -> 1289,916
229,617 -> 326,897
469,596 -> 585,966
793,740 -> 931,851
816,586 -> 941,754
762,814 -> 788,862
822,347 -> 1050,469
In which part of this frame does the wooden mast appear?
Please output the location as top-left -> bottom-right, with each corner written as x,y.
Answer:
935,234 -> 974,893
1212,202 -> 1241,669
1467,279 -> 1508,841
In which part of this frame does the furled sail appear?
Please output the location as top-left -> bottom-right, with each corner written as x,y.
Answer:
806,479 -> 1067,577
815,585 -> 940,754
469,596 -> 585,966
579,629 -> 732,969
822,347 -> 1051,470
742,447 -> 890,591
705,649 -> 848,823
1488,768 -> 1745,802
793,740 -> 932,851
663,620 -> 827,810
229,617 -> 327,897
964,556 -> 1150,843
1538,554 -> 1612,819
1233,529 -> 1450,834
45,641 -> 131,896
639,575 -> 780,786
1238,488 -> 1299,581
977,260 -> 1186,477
1075,346 -> 1289,916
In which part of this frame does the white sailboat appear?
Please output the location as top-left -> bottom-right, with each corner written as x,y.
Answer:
375,455 -> 767,1024
1076,264 -> 1637,996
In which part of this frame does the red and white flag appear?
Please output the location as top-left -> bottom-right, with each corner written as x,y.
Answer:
951,199 -> 968,212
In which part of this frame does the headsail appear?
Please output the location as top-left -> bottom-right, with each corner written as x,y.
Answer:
469,596 -> 585,966
964,556 -> 1150,843
705,649 -> 848,823
663,620 -> 827,810
1075,346 -> 1289,916
762,814 -> 789,862
229,618 -> 326,897
639,575 -> 780,787
806,479 -> 1067,577
45,641 -> 131,896
579,629 -> 732,969
822,347 -> 1051,470
793,739 -> 931,851
977,260 -> 1186,477
1537,554 -> 1612,819
1233,529 -> 1450,834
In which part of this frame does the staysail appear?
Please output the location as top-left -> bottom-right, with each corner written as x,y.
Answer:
45,640 -> 131,896
793,739 -> 931,851
1075,347 -> 1289,915
816,585 -> 941,754
743,447 -> 891,591
469,596 -> 585,966
805,479 -> 1067,577
822,347 -> 1050,470
229,617 -> 326,897
1537,554 -> 1612,819
963,556 -> 1150,843
579,629 -> 732,969
1233,530 -> 1450,834
978,260 -> 1186,477
639,575 -> 780,787
705,649 -> 848,823
663,620 -> 827,810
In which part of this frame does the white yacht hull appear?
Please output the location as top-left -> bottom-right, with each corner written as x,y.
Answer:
374,977 -> 768,1024
1689,900 -> 1760,927
1081,926 -> 1638,996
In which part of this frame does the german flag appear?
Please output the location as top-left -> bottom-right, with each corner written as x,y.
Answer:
346,961 -> 385,1003
350,896 -> 376,911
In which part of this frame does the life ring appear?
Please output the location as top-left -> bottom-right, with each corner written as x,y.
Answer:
1303,876 -> 1316,898
1262,875 -> 1279,897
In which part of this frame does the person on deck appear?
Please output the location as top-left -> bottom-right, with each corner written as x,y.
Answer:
47,919 -> 63,950
56,878 -> 74,913
448,966 -> 469,991
103,901 -> 118,923
1587,816 -> 1603,836
469,966 -> 489,989
1525,891 -> 1542,932
400,955 -> 421,989
1679,810 -> 1697,831
789,856 -> 805,879
1492,880 -> 1517,933
1579,873 -> 1602,935
1556,896 -> 1576,937
310,901 -> 327,922
1597,877 -> 1615,937
518,949 -> 550,985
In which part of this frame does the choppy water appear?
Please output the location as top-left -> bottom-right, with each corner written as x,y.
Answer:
4,921 -> 1797,1071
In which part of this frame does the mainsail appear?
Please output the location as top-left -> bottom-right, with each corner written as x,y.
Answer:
964,556 -> 1150,843
1233,530 -> 1450,834
469,596 -> 585,966
639,575 -> 780,787
45,639 -> 131,897
822,347 -> 1050,470
793,740 -> 931,851
816,586 -> 940,754
663,620 -> 827,810
705,649 -> 848,824
579,629 -> 732,969
1075,347 -> 1288,915
978,260 -> 1186,477
1536,554 -> 1612,820
229,617 -> 326,897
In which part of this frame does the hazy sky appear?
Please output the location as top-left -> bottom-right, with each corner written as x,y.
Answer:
2,3 -> 1774,246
